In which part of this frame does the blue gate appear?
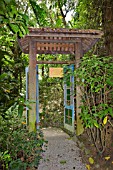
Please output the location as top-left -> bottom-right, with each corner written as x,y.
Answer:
26,65 -> 74,132
64,65 -> 75,133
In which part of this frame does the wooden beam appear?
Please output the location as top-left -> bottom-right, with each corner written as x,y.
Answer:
37,60 -> 75,64
20,50 -> 76,55
29,27 -> 103,35
28,33 -> 102,39
29,40 -> 37,132
31,39 -> 81,43
75,41 -> 84,136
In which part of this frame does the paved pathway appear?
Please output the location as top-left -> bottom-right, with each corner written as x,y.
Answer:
38,127 -> 86,170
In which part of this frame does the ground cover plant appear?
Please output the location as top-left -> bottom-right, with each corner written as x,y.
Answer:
0,107 -> 45,170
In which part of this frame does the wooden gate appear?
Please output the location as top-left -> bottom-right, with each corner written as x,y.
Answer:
19,27 -> 103,133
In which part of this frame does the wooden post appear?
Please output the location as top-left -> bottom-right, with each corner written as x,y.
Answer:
75,41 -> 84,136
29,40 -> 37,132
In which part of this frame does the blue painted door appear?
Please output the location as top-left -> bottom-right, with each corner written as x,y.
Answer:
25,65 -> 39,129
64,65 -> 75,133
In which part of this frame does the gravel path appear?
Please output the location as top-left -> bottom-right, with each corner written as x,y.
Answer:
38,127 -> 86,170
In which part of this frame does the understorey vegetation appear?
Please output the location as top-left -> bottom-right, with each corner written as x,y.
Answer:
0,106 -> 45,170
75,54 -> 113,154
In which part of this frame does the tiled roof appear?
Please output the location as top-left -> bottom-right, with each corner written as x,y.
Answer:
18,27 -> 103,54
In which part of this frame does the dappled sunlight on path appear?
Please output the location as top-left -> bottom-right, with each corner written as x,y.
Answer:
38,127 -> 86,170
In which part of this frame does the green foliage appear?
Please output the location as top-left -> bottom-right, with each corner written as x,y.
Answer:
0,151 -> 12,170
29,0 -> 77,28
74,0 -> 102,29
0,73 -> 19,114
75,54 -> 113,153
38,55 -> 71,128
0,0 -> 29,114
29,0 -> 49,27
63,65 -> 74,86
75,55 -> 113,128
39,76 -> 64,127
0,0 -> 28,37
0,0 -> 112,163
0,110 -> 45,170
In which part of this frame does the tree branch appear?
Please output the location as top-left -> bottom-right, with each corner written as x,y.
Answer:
57,0 -> 67,27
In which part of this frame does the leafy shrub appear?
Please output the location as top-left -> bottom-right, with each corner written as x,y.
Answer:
0,110 -> 45,170
75,55 -> 113,154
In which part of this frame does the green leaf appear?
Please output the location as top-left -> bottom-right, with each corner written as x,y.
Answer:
0,73 -> 7,80
108,107 -> 112,116
9,23 -> 19,33
4,0 -> 11,3
94,122 -> 99,128
18,105 -> 24,117
60,160 -> 67,164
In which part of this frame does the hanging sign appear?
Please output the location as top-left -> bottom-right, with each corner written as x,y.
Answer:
49,68 -> 63,77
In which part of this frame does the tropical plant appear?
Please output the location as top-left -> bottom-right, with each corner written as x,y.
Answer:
75,54 -> 113,154
0,0 -> 29,114
0,108 -> 45,170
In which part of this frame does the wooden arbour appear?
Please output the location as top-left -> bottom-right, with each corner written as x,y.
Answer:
18,27 -> 103,135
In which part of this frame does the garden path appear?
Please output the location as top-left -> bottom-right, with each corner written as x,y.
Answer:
38,127 -> 86,170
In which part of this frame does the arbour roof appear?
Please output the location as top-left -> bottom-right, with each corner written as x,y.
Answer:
18,27 -> 103,55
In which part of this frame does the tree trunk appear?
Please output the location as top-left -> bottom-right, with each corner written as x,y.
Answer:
102,0 -> 113,56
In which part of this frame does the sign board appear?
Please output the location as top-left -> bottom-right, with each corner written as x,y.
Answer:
49,68 -> 63,77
